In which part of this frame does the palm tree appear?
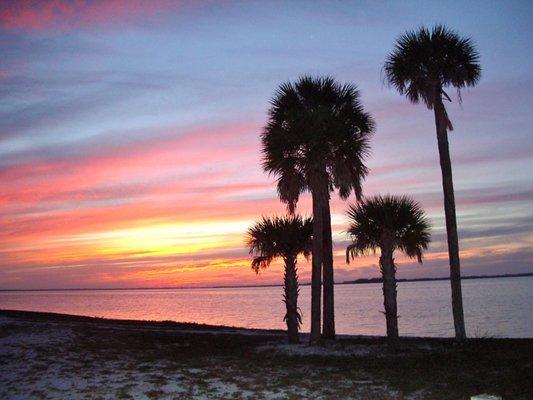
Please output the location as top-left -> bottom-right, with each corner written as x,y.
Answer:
262,76 -> 374,342
383,25 -> 480,341
346,195 -> 431,341
246,215 -> 313,344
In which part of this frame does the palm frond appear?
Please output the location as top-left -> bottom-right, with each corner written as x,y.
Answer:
345,195 -> 431,265
262,75 -> 374,207
384,25 -> 481,108
251,255 -> 272,274
245,215 -> 313,273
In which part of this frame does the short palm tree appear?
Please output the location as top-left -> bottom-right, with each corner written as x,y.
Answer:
346,195 -> 430,341
246,215 -> 313,344
262,76 -> 374,342
384,25 -> 480,341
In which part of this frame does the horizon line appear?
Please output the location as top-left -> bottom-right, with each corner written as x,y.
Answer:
0,272 -> 531,292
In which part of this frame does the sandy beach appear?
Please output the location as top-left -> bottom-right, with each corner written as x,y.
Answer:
1,310 -> 531,399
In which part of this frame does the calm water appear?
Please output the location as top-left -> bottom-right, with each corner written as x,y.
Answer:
1,277 -> 531,338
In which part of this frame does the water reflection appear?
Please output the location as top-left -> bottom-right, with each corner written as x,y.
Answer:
1,277 -> 531,338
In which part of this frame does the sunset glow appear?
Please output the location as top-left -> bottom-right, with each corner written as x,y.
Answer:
1,0 -> 532,289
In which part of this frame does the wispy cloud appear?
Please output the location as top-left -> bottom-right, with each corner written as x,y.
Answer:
0,0 -> 195,32
1,1 -> 532,289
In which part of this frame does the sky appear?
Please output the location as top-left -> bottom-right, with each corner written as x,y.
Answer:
0,0 -> 532,290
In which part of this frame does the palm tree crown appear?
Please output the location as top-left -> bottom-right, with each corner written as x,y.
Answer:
246,215 -> 313,272
346,195 -> 431,263
262,76 -> 374,211
383,25 -> 480,117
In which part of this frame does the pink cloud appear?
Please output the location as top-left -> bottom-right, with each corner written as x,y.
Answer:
0,68 -> 9,79
0,0 -> 196,32
1,120 -> 261,205
0,118 -> 292,251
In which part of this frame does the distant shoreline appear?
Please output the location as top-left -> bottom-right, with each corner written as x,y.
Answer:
341,272 -> 533,285
1,272 -> 531,292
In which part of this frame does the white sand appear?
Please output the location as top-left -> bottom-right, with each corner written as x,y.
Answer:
0,314 -> 428,399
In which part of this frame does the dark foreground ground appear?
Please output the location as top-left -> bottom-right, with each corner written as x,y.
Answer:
0,310 -> 531,400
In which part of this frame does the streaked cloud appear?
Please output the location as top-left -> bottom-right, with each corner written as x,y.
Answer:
0,0 -> 194,32
0,1 -> 532,289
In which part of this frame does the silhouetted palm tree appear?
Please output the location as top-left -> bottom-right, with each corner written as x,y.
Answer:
346,195 -> 430,341
384,25 -> 480,341
246,215 -> 313,344
262,76 -> 374,342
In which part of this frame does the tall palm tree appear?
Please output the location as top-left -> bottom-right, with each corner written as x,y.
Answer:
262,76 -> 374,342
383,25 -> 480,341
346,195 -> 431,341
246,215 -> 313,344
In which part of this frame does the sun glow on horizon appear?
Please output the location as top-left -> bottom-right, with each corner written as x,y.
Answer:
81,220 -> 252,257
0,1 -> 531,289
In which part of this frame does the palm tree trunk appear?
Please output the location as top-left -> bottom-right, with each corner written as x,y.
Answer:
322,200 -> 335,340
379,244 -> 398,341
310,187 -> 324,343
284,256 -> 300,344
434,96 -> 467,341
